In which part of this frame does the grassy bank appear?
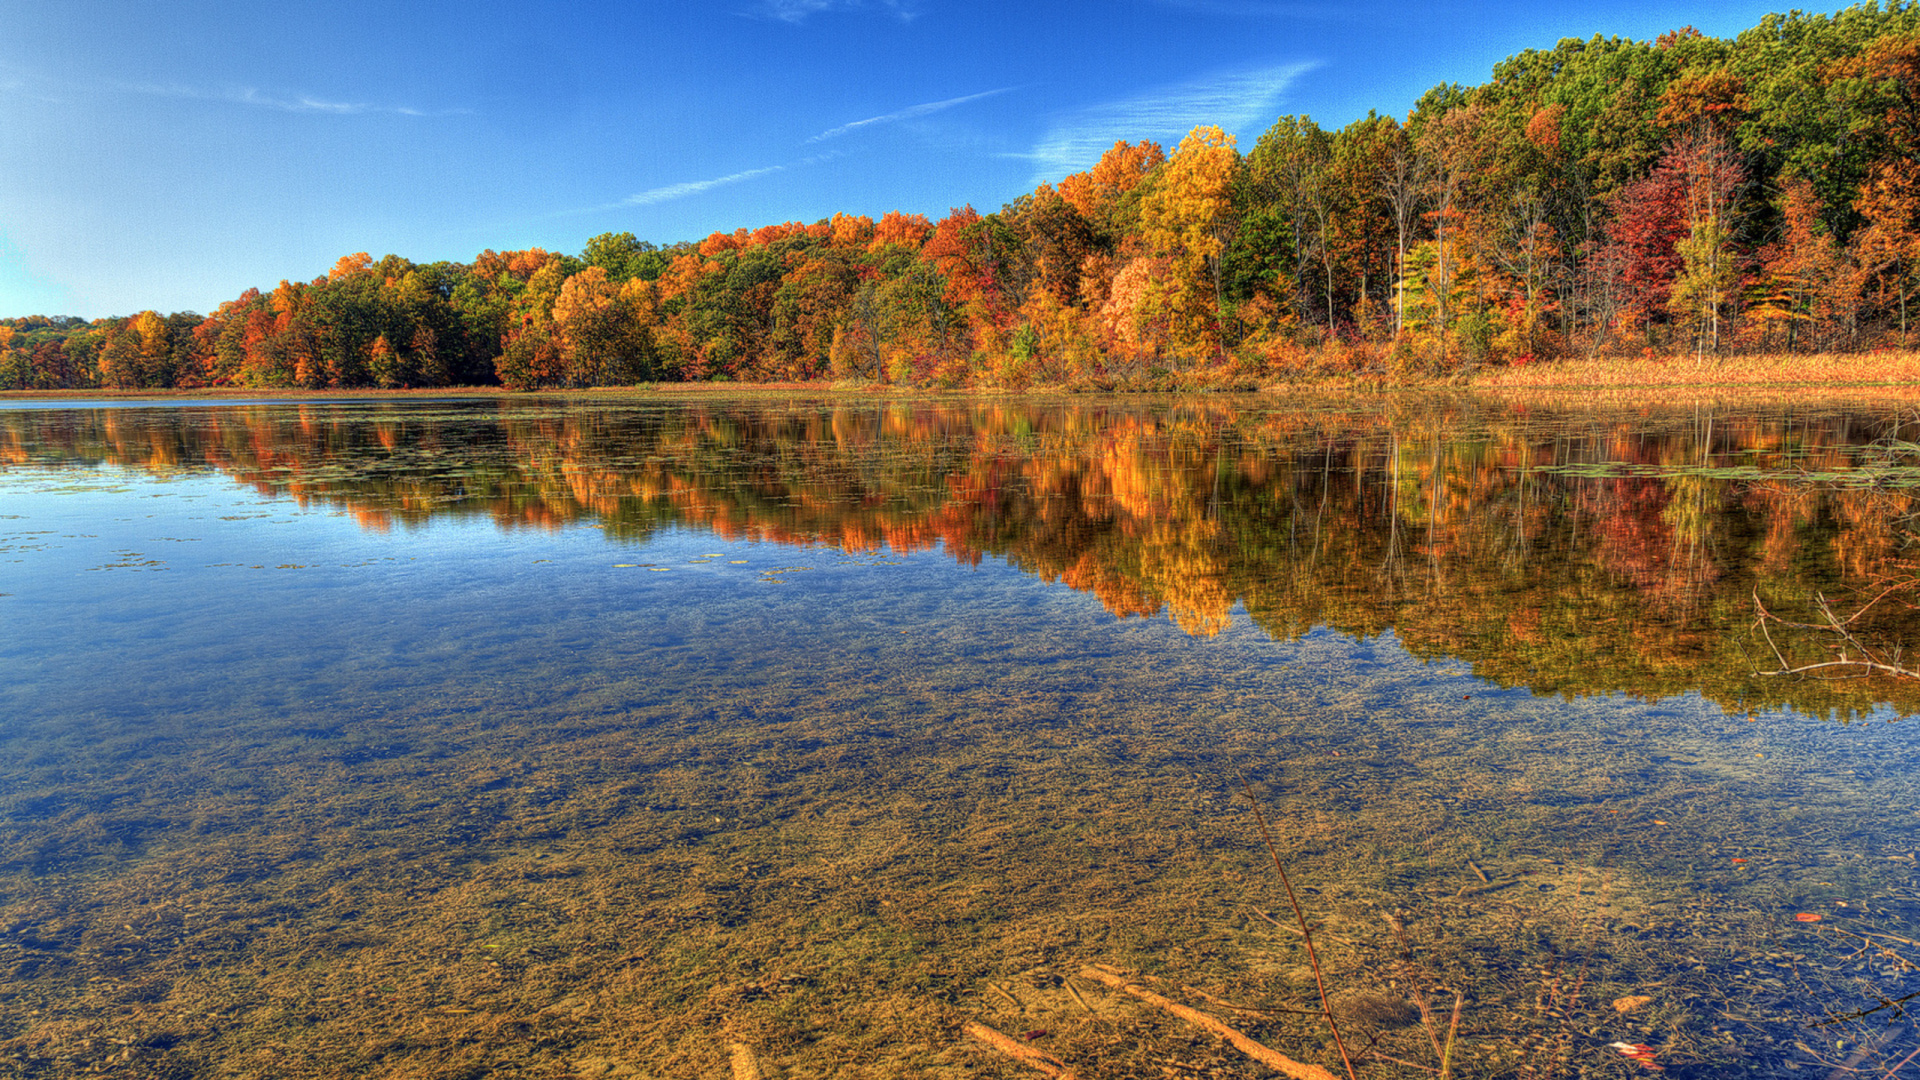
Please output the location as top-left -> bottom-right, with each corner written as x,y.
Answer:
1467,350 -> 1920,390
3,349 -> 1918,403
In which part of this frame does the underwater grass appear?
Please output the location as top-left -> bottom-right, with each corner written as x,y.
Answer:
4,639 -> 1920,1078
6,398 -> 1920,1077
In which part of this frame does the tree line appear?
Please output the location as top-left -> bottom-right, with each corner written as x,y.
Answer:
4,3 -> 1918,392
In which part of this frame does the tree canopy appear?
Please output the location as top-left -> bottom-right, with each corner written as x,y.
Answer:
7,3 -> 1918,391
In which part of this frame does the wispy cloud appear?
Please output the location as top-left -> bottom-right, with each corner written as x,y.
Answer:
0,79 -> 64,106
125,80 -> 464,117
1,62 -> 467,116
623,164 -> 790,207
0,63 -> 63,105
1022,61 -> 1318,182
806,87 -> 1011,143
618,152 -> 841,209
752,0 -> 920,24
1143,0 -> 1361,18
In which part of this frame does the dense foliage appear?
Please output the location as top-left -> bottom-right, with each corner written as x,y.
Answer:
6,3 -> 1919,391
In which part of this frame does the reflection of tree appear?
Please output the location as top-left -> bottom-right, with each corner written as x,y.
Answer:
8,398 -> 1920,719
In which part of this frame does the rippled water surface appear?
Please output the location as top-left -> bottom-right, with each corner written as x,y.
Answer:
4,394 -> 1920,1079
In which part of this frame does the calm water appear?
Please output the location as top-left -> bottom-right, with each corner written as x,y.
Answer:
3,395 -> 1919,1079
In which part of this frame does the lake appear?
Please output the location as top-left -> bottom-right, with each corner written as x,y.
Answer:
3,393 -> 1918,1079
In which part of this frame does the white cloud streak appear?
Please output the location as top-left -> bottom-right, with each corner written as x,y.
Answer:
1023,61 -> 1318,183
0,64 -> 67,105
1143,0 -> 1362,18
125,80 -> 464,116
806,87 -> 1011,143
616,152 -> 841,209
753,0 -> 919,24
623,164 -> 789,207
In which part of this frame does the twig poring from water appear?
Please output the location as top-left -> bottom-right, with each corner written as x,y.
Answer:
1239,773 -> 1360,1080
1752,583 -> 1920,681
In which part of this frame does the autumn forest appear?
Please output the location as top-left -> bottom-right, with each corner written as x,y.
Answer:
5,4 -> 1920,392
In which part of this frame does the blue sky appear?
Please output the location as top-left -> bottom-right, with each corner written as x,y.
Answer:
1,0 -> 1801,318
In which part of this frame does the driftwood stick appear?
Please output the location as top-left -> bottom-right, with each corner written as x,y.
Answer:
1239,776 -> 1360,1080
1876,1041 -> 1920,1079
1253,907 -> 1305,935
1252,907 -> 1362,946
729,1042 -> 769,1080
963,1021 -> 1080,1079
1182,983 -> 1274,1019
1439,993 -> 1464,1080
1077,967 -> 1340,1080
987,981 -> 1024,1009
1063,979 -> 1096,1015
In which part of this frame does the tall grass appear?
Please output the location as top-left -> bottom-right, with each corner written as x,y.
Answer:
1471,349 -> 1920,390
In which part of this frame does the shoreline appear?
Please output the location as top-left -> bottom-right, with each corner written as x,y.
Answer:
3,350 -> 1918,404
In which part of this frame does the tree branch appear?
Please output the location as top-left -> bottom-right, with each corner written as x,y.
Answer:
1752,587 -> 1920,681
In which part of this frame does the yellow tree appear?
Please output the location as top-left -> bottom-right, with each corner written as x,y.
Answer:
495,261 -> 569,389
1410,105 -> 1486,367
1853,169 -> 1920,335
1011,288 -> 1102,386
1664,131 -> 1748,354
1139,126 -> 1239,361
98,311 -> 174,388
1839,35 -> 1920,337
550,266 -> 657,386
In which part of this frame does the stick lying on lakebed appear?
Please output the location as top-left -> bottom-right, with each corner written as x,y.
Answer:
729,1042 -> 771,1080
1077,967 -> 1341,1080
1455,877 -> 1524,898
963,1021 -> 1080,1079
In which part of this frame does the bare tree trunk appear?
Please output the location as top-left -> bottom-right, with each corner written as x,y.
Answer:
1379,145 -> 1426,341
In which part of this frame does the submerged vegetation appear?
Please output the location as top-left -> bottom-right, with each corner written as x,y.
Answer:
4,396 -> 1920,1076
5,4 -> 1920,392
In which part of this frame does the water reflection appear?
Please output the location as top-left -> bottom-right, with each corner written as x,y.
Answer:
6,396 -> 1918,718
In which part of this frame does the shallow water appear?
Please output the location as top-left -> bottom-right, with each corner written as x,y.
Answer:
3,395 -> 1919,1078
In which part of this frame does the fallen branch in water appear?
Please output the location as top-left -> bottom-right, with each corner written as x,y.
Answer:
1078,966 -> 1340,1080
962,1021 -> 1080,1079
729,1043 -> 771,1080
1751,584 -> 1920,681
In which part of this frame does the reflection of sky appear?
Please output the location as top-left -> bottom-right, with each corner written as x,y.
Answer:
0,461 -> 1009,738
8,458 -> 1918,852
7,437 -> 1914,738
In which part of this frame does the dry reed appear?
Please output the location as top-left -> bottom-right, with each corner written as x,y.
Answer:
1240,775 -> 1360,1080
1471,349 -> 1920,390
